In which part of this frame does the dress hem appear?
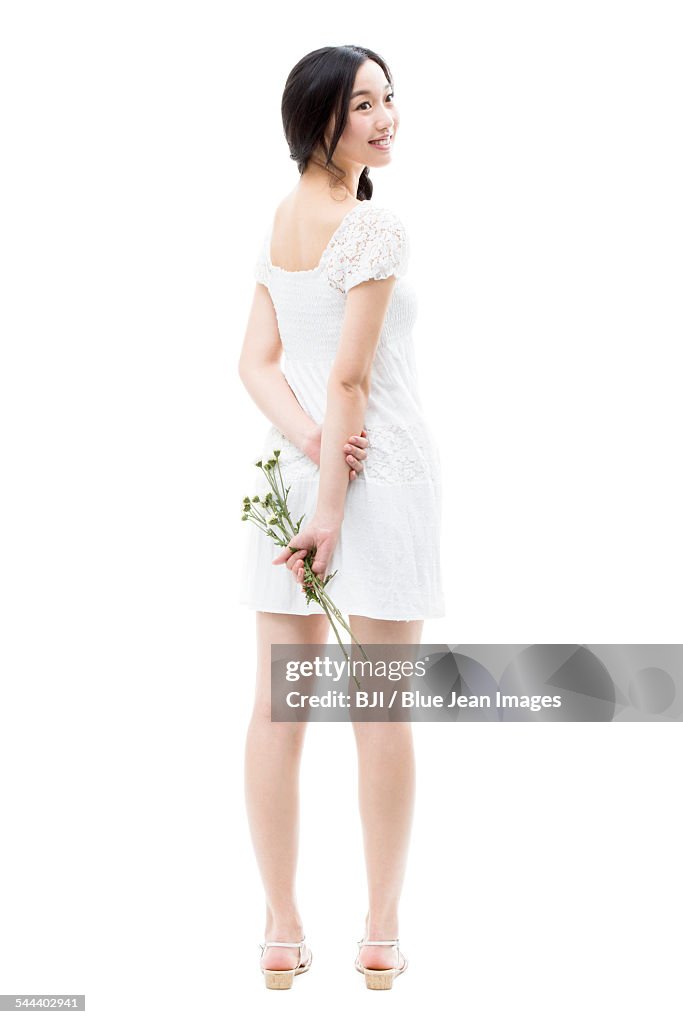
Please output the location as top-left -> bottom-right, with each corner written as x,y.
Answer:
238,598 -> 446,621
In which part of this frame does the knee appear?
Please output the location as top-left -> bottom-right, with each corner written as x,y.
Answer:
353,721 -> 413,752
251,702 -> 307,744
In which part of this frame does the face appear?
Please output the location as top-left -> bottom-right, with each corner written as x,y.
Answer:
327,59 -> 399,168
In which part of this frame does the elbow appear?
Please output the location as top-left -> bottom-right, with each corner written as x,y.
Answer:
329,376 -> 370,400
239,356 -> 278,381
238,358 -> 258,384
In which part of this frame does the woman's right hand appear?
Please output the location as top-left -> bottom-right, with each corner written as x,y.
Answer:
271,519 -> 340,588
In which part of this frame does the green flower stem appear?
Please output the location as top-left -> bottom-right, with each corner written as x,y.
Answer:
243,506 -> 289,546
317,586 -> 369,658
275,459 -> 297,534
263,460 -> 292,530
299,563 -> 369,688
244,449 -> 368,689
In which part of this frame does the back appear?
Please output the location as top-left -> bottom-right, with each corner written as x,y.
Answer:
240,198 -> 447,619
254,200 -> 413,365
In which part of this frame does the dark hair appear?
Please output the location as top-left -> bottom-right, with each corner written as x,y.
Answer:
281,45 -> 394,202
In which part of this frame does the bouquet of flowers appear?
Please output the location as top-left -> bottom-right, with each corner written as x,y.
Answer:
242,449 -> 368,687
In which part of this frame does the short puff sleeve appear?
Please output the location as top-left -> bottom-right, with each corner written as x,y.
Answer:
335,206 -> 409,293
253,232 -> 269,286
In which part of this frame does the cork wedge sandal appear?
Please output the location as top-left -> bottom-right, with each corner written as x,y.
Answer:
355,938 -> 408,990
259,938 -> 312,990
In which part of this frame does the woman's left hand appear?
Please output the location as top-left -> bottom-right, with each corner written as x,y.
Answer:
344,429 -> 369,480
305,425 -> 369,481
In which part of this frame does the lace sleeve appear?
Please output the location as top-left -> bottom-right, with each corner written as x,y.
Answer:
328,206 -> 409,294
254,232 -> 269,286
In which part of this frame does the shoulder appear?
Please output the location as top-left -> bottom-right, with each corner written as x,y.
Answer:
253,193 -> 292,285
344,202 -> 408,242
326,203 -> 410,294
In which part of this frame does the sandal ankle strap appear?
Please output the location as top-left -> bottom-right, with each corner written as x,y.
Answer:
358,938 -> 399,947
259,937 -> 306,952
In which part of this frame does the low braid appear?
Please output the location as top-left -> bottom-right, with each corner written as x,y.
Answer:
357,167 -> 374,201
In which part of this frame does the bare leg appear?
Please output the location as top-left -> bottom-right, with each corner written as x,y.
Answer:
350,616 -> 423,971
244,610 -> 329,970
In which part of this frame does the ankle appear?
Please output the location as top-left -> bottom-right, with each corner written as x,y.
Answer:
365,913 -> 400,939
265,910 -> 304,941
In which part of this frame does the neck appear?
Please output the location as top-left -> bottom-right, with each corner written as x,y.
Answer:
300,154 -> 363,202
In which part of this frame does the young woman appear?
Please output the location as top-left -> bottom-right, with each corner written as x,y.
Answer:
238,44 -> 445,989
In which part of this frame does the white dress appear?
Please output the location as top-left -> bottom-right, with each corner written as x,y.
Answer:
238,202 -> 445,620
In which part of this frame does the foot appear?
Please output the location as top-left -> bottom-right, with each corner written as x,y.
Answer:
357,912 -> 406,972
260,926 -> 309,972
358,943 -> 406,972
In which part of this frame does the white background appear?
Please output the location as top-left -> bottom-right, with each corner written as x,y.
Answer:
1,2 -> 681,1021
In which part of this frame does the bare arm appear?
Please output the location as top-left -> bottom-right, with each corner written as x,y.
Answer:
314,274 -> 398,527
238,282 -> 318,458
272,273 -> 398,582
271,206 -> 408,585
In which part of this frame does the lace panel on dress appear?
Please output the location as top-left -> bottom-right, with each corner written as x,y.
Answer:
254,420 -> 437,488
324,206 -> 409,294
363,421 -> 434,484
